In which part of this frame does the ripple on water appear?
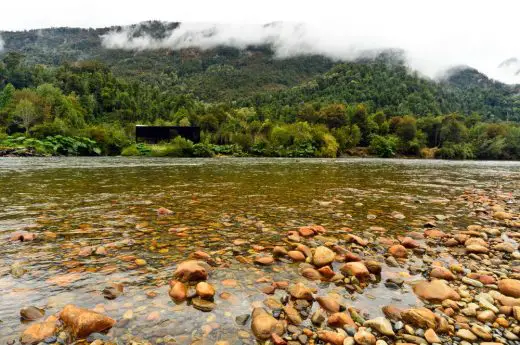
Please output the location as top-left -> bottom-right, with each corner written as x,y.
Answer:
0,157 -> 519,342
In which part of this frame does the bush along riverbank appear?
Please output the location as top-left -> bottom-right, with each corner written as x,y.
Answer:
7,187 -> 520,345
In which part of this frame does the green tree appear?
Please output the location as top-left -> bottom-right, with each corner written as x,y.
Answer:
14,99 -> 39,135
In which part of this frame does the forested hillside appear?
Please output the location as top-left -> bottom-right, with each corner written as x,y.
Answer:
0,22 -> 519,159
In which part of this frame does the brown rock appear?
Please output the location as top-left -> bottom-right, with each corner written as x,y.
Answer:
59,304 -> 115,338
191,251 -> 211,260
157,207 -> 173,215
313,246 -> 336,267
382,305 -> 403,321
174,260 -> 208,282
466,244 -> 489,254
10,231 -> 36,242
271,333 -> 287,345
318,266 -> 335,278
316,296 -> 340,313
288,251 -> 306,261
424,328 -> 440,343
20,316 -> 57,345
301,268 -> 322,280
340,262 -> 370,279
296,244 -> 312,257
251,308 -> 285,340
498,279 -> 520,298
345,234 -> 368,246
169,281 -> 188,302
413,280 -> 460,302
273,246 -> 288,256
365,260 -> 382,275
283,305 -> 302,325
328,312 -> 356,328
401,237 -> 420,249
430,266 -> 456,280
401,308 -> 437,329
288,283 -> 314,300
494,211 -> 513,220
388,244 -> 408,258
354,328 -> 376,345
318,331 -> 345,345
196,282 -> 215,300
255,255 -> 275,265
298,226 -> 315,237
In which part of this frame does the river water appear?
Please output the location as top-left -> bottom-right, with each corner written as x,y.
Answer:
1,158 -> 519,344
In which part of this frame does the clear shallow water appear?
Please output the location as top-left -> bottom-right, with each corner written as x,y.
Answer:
1,157 -> 520,343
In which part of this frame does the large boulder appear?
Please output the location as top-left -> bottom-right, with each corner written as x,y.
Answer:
313,246 -> 336,267
59,304 -> 116,338
413,280 -> 460,303
498,279 -> 520,298
20,316 -> 57,345
173,260 -> 208,282
251,308 -> 285,340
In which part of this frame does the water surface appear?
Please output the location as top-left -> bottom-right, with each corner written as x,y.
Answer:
1,158 -> 519,343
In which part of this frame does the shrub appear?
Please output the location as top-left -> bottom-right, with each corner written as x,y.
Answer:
435,142 -> 475,160
369,135 -> 398,158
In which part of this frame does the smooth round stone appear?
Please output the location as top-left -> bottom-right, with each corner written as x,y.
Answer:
414,329 -> 425,337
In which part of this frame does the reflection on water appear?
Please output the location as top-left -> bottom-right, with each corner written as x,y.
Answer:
0,158 -> 519,343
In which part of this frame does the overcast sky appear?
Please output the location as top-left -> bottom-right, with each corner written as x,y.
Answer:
1,0 -> 519,83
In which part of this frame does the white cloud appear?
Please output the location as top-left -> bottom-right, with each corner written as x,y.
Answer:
1,0 -> 519,83
101,21 -> 520,84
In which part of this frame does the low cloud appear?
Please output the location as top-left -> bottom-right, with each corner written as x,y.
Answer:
99,21 -> 518,85
0,35 -> 4,52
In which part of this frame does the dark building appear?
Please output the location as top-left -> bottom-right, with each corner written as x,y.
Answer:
136,126 -> 201,144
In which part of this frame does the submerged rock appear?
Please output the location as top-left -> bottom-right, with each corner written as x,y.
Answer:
288,283 -> 314,300
174,260 -> 208,282
191,297 -> 216,312
340,262 -> 369,279
251,308 -> 285,340
169,281 -> 188,302
20,315 -> 57,345
20,306 -> 45,321
102,283 -> 124,300
59,304 -> 116,338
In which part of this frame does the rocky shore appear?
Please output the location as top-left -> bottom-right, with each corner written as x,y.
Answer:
6,188 -> 520,345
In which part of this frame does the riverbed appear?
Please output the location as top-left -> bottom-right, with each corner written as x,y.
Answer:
1,158 -> 520,344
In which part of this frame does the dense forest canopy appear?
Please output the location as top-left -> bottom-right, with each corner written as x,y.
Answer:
0,22 -> 519,159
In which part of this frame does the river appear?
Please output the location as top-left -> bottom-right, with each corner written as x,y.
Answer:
1,158 -> 519,344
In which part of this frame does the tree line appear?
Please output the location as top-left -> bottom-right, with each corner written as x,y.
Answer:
0,52 -> 519,159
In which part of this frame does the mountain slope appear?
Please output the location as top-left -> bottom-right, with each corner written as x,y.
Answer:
1,22 -> 519,120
